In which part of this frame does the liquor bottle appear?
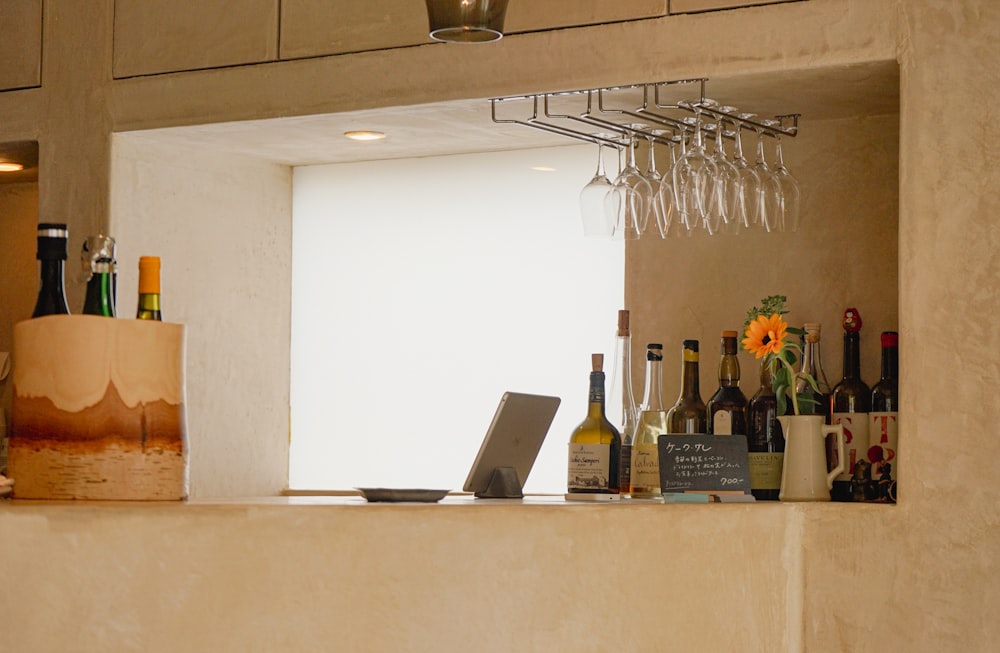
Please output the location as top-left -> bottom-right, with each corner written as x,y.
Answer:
631,343 -> 666,498
136,256 -> 163,321
706,330 -> 748,435
609,310 -> 638,497
795,323 -> 832,422
666,340 -> 707,434
830,308 -> 871,502
869,331 -> 899,502
567,353 -> 621,494
32,222 -> 71,317
747,359 -> 785,501
82,257 -> 116,317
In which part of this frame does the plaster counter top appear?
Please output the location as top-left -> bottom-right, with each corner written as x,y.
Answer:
0,494 -> 901,652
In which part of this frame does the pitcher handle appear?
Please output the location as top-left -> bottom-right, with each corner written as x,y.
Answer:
822,423 -> 845,490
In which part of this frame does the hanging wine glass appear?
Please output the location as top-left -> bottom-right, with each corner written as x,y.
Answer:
578,134 -> 615,238
768,131 -> 801,232
672,101 -> 718,234
753,123 -> 777,232
654,132 -> 681,238
606,128 -> 652,240
731,113 -> 762,230
706,115 -> 740,235
641,130 -> 664,238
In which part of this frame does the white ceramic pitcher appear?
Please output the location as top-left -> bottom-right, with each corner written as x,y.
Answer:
778,414 -> 845,501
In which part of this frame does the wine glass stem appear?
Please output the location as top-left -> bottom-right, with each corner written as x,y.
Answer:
774,135 -> 785,169
596,143 -> 606,177
756,131 -> 766,164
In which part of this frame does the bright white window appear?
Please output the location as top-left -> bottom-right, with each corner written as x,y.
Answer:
290,145 -> 624,493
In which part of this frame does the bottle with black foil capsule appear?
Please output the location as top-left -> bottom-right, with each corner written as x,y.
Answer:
609,310 -> 638,497
830,308 -> 871,502
136,256 -> 163,321
869,331 -> 898,502
567,354 -> 621,495
32,223 -> 71,317
796,323 -> 832,422
707,331 -> 748,435
666,340 -> 707,434
631,343 -> 666,499
82,258 -> 116,317
747,360 -> 785,500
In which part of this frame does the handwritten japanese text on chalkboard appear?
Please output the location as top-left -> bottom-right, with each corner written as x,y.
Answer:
657,434 -> 751,492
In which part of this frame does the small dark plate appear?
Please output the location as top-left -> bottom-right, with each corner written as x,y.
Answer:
356,488 -> 450,503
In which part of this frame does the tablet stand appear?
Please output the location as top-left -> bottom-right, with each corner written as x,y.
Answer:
475,466 -> 524,499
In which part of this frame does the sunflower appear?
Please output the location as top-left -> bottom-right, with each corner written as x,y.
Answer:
742,313 -> 788,359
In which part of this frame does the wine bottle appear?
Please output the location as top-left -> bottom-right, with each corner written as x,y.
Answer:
631,343 -> 666,499
869,331 -> 898,502
795,323 -> 832,422
609,310 -> 638,498
706,330 -> 748,435
666,340 -> 707,434
32,223 -> 71,317
747,359 -> 785,501
82,257 -> 116,317
136,256 -> 163,321
567,353 -> 621,494
830,308 -> 871,502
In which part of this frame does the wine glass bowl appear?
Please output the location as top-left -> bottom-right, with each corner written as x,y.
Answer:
579,137 -> 615,238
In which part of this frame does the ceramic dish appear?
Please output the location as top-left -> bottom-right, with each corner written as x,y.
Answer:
356,488 -> 450,503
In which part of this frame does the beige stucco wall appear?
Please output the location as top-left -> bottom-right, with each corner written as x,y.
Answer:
0,0 -> 998,651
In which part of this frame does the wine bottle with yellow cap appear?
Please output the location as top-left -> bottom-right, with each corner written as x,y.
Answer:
136,256 -> 162,321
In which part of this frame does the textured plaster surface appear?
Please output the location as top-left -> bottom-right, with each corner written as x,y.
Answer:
0,0 -> 998,651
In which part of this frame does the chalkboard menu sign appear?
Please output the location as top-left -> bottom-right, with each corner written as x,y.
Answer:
657,434 -> 751,493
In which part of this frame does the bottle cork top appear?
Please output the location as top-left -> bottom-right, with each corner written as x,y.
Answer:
617,309 -> 630,337
881,331 -> 898,347
138,256 -> 161,294
721,330 -> 738,338
591,353 -> 604,372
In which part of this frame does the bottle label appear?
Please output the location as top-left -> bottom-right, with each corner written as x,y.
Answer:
629,442 -> 660,494
868,412 -> 898,482
831,412 -> 870,482
748,452 -> 783,490
713,410 -> 733,435
567,443 -> 611,491
619,443 -> 632,496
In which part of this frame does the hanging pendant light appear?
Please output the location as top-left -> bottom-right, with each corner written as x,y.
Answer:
424,0 -> 510,43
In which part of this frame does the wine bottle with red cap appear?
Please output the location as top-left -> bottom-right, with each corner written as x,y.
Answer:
830,308 -> 871,502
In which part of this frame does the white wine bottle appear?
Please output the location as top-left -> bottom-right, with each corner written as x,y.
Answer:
631,343 -> 666,499
567,353 -> 621,495
136,256 -> 163,321
666,340 -> 707,434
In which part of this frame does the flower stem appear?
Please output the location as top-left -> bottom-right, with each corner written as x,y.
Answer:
779,355 -> 800,415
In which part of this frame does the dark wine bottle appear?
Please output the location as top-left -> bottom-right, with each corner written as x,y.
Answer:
32,223 -> 71,318
747,359 -> 785,500
136,256 -> 163,321
707,330 -> 748,435
830,308 -> 871,502
666,340 -> 707,434
869,331 -> 898,501
795,322 -> 832,422
567,354 -> 621,495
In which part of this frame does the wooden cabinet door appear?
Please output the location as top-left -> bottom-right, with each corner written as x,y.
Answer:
0,0 -> 43,90
113,0 -> 279,78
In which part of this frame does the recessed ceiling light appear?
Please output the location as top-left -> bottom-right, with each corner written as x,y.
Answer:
0,162 -> 24,172
344,130 -> 386,142
531,166 -> 557,172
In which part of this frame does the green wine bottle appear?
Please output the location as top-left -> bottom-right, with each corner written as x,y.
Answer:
666,340 -> 707,434
567,354 -> 621,495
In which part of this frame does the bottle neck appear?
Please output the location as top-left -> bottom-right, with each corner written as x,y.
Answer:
718,338 -> 740,388
842,332 -> 862,379
642,357 -> 664,411
881,345 -> 898,381
83,271 -> 116,317
757,359 -> 776,397
136,292 -> 162,321
615,334 -> 637,432
33,259 -> 69,317
680,354 -> 701,401
587,371 -> 608,419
